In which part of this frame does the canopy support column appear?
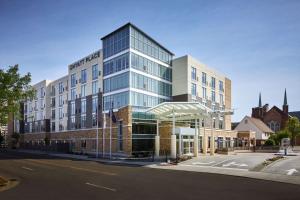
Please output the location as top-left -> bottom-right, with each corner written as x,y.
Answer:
210,114 -> 215,156
202,117 -> 207,155
155,120 -> 160,157
194,118 -> 199,157
170,110 -> 176,159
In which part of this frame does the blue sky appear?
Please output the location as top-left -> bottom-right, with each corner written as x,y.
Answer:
0,0 -> 299,121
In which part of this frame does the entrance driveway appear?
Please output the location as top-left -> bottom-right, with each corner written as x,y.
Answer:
180,153 -> 275,170
262,155 -> 300,176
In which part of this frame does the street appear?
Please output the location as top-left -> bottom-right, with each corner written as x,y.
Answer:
0,150 -> 300,200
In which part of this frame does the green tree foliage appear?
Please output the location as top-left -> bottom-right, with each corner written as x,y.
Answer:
0,65 -> 35,125
264,139 -> 275,146
0,133 -> 4,144
286,117 -> 300,147
269,130 -> 291,145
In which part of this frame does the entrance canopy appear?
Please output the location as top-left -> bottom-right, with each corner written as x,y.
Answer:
146,102 -> 212,121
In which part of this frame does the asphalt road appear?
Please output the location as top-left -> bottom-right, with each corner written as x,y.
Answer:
0,150 -> 300,200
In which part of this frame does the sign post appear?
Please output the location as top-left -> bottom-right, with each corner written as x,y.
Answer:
281,138 -> 290,156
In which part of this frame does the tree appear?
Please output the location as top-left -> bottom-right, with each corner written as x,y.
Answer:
286,117 -> 300,147
0,65 -> 35,125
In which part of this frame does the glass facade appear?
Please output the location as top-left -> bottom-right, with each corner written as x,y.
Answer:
104,72 -> 129,93
103,26 -> 129,59
131,72 -> 172,96
131,91 -> 167,108
103,53 -> 129,76
130,26 -> 172,64
131,53 -> 171,81
103,91 -> 129,110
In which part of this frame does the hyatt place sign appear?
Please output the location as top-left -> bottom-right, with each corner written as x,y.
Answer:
69,51 -> 100,70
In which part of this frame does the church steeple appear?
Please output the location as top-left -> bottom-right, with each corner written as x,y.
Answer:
283,88 -> 288,114
259,92 -> 262,107
283,88 -> 288,105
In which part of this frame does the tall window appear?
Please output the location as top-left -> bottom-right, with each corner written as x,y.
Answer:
71,88 -> 76,100
219,80 -> 224,92
71,73 -> 76,88
59,108 -> 63,119
92,64 -> 98,80
92,81 -> 98,95
202,72 -> 207,84
40,87 -> 44,98
59,82 -> 63,94
211,91 -> 216,102
71,117 -> 75,129
81,115 -> 86,128
191,83 -> 197,96
92,97 -> 98,113
81,69 -> 87,84
81,99 -> 86,114
211,77 -> 216,89
191,67 -> 197,80
81,84 -> 86,97
71,102 -> 75,115
59,95 -> 63,107
219,94 -> 224,105
202,87 -> 207,99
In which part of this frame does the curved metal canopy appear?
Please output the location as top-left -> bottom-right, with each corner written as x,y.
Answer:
146,102 -> 213,121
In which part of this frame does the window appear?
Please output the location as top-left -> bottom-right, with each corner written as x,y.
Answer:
59,82 -> 63,94
92,80 -> 98,94
191,83 -> 197,96
40,87 -> 44,98
92,114 -> 97,127
59,108 -> 63,119
71,116 -> 75,129
104,72 -> 129,93
81,69 -> 87,84
81,115 -> 86,128
219,80 -> 224,92
211,91 -> 216,102
103,53 -> 129,76
202,72 -> 207,84
191,67 -> 197,80
59,95 -> 63,107
71,88 -> 76,100
211,77 -> 216,89
92,64 -> 98,80
219,94 -> 224,105
71,102 -> 75,115
81,84 -> 86,97
71,73 -> 76,88
81,99 -> 86,114
118,121 -> 123,151
92,97 -> 98,113
202,87 -> 207,99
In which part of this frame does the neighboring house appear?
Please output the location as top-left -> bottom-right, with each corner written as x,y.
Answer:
235,116 -> 274,146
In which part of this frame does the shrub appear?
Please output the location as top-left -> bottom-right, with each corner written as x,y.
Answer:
264,139 -> 275,146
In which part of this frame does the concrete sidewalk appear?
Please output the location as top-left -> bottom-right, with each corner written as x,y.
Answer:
13,149 -> 160,166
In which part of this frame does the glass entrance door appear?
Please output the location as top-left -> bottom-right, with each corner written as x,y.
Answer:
182,135 -> 194,155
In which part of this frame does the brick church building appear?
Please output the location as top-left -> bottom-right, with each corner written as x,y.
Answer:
251,89 -> 300,145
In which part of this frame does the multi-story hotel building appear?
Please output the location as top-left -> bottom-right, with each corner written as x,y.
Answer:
49,75 -> 68,132
11,23 -> 238,157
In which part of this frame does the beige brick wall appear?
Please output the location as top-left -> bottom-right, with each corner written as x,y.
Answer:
225,78 -> 232,130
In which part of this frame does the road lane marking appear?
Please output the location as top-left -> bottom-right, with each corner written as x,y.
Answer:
180,164 -> 248,171
211,159 -> 235,167
286,168 -> 298,175
85,182 -> 116,192
192,161 -> 215,165
27,159 -> 117,176
222,162 -> 248,167
21,166 -> 34,171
